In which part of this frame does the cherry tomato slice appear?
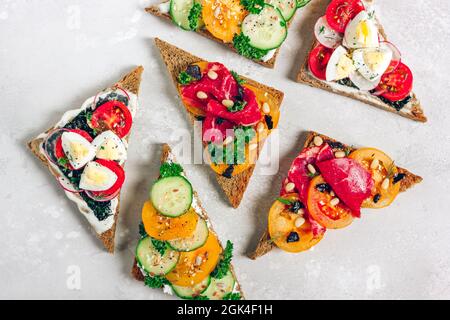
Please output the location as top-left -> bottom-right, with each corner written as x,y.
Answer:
90,100 -> 132,138
307,175 -> 354,229
55,129 -> 93,169
308,44 -> 334,80
375,62 -> 413,102
268,193 -> 325,253
325,0 -> 365,33
87,159 -> 125,199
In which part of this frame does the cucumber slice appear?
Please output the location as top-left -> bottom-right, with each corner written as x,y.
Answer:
203,271 -> 236,300
171,275 -> 211,299
241,5 -> 288,50
170,0 -> 203,31
265,0 -> 297,21
168,218 -> 209,252
136,237 -> 180,276
150,176 -> 193,217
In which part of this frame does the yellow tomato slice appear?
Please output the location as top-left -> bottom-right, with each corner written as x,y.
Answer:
141,201 -> 199,241
202,0 -> 246,43
348,148 -> 400,208
166,232 -> 222,286
268,193 -> 324,253
208,139 -> 258,176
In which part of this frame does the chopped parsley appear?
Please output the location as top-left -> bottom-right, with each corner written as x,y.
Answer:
144,275 -> 169,289
188,3 -> 202,30
57,157 -> 69,167
193,295 -> 209,300
151,238 -> 168,256
178,71 -> 193,85
211,240 -> 234,279
319,26 -> 325,34
223,292 -> 242,300
159,162 -> 183,178
240,0 -> 265,14
233,33 -> 268,60
138,222 -> 147,238
227,100 -> 247,113
231,70 -> 245,85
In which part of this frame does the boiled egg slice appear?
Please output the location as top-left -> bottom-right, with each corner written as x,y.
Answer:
349,69 -> 381,91
353,47 -> 392,81
79,161 -> 117,192
92,130 -> 127,164
343,11 -> 379,49
326,46 -> 356,82
61,131 -> 96,169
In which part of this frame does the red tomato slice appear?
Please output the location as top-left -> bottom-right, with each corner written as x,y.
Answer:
375,62 -> 413,102
308,44 -> 334,80
325,0 -> 365,33
90,101 -> 132,138
55,129 -> 93,169
87,159 -> 125,200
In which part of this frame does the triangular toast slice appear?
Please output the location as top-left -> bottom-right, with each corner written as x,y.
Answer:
131,144 -> 244,300
250,131 -> 423,259
28,66 -> 144,253
154,38 -> 284,208
297,0 -> 426,122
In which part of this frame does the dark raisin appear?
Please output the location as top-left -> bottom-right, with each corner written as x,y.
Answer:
289,201 -> 304,213
326,140 -> 345,150
286,232 -> 300,243
264,115 -> 273,130
215,117 -> 225,125
393,173 -> 406,184
235,85 -> 245,101
195,115 -> 205,121
185,65 -> 202,80
373,194 -> 381,203
222,165 -> 234,179
316,183 -> 331,193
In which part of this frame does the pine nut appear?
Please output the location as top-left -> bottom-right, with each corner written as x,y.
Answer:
335,151 -> 346,158
207,70 -> 218,80
307,164 -> 316,175
285,182 -> 295,192
298,208 -> 305,216
330,191 -> 335,197
330,197 -> 340,206
295,217 -> 306,228
370,158 -> 379,170
222,99 -> 234,108
195,256 -> 203,266
262,102 -> 270,114
257,122 -> 265,132
313,136 -> 323,146
381,178 -> 390,190
196,91 -> 207,99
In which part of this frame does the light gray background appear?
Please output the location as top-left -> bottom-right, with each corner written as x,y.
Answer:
1,0 -> 449,299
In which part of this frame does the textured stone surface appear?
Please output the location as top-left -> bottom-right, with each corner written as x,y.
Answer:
0,0 -> 449,299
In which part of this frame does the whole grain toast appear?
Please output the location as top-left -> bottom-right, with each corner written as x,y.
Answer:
296,0 -> 427,122
131,143 -> 245,299
154,37 -> 284,208
249,130 -> 423,259
27,66 -> 144,253
146,2 -> 299,68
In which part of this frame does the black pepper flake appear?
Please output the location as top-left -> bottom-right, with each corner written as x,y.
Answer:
222,165 -> 234,179
373,194 -> 381,203
286,232 -> 300,243
289,201 -> 304,213
393,173 -> 406,184
264,115 -> 273,130
186,64 -> 202,80
316,183 -> 331,193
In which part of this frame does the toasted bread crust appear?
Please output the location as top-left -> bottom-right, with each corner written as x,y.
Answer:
27,66 -> 144,253
131,144 -> 245,299
154,38 -> 284,208
296,0 -> 426,122
146,7 -> 284,68
249,131 -> 423,259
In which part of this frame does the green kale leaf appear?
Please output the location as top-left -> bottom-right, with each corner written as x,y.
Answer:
151,238 -> 168,256
233,33 -> 268,60
188,3 -> 202,30
138,222 -> 148,238
240,0 -> 265,14
178,71 -> 193,85
144,275 -> 169,289
231,70 -> 245,85
211,240 -> 234,279
160,162 -> 183,178
223,292 -> 242,300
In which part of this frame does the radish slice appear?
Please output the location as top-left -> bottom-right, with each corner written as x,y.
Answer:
85,189 -> 120,202
314,16 -> 343,49
380,41 -> 401,73
58,176 -> 80,193
43,128 -> 68,166
349,70 -> 381,91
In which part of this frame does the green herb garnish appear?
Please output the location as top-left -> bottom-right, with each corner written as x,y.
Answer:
159,162 -> 183,178
193,295 -> 209,300
178,71 -> 193,85
233,33 -> 268,60
144,275 -> 169,289
138,222 -> 147,238
223,292 -> 242,300
188,3 -> 202,30
231,70 -> 245,85
240,0 -> 265,14
151,238 -> 168,256
276,197 -> 293,205
57,157 -> 68,167
227,100 -> 247,113
211,240 -> 233,279
296,0 -> 311,8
